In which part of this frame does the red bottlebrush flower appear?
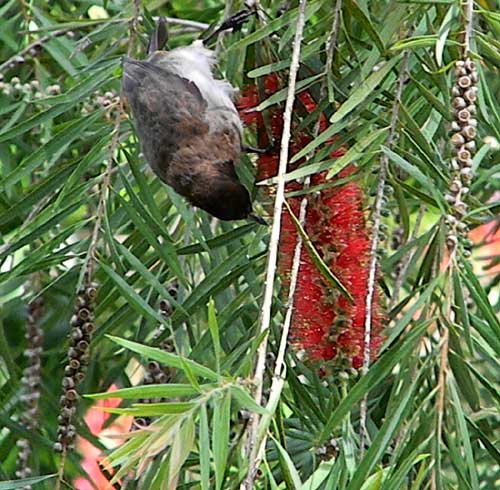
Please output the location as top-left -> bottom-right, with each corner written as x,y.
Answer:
237,75 -> 384,369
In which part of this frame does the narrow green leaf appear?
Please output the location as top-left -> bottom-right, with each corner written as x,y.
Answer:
0,475 -> 56,489
106,335 -> 219,381
329,56 -> 401,124
348,0 -> 385,54
169,417 -> 195,490
199,404 -> 210,490
270,434 -> 302,490
101,401 -> 196,416
213,390 -> 231,490
230,385 -> 268,415
100,262 -> 166,325
113,240 -> 188,318
207,298 -> 222,374
346,374 -> 419,490
320,321 -> 428,442
228,1 -> 322,51
86,384 -> 200,400
284,200 -> 353,302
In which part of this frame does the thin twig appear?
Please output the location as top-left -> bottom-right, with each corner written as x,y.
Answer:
432,323 -> 449,490
325,0 -> 343,75
0,30 -> 66,73
389,204 -> 426,310
242,1 -> 308,488
250,6 -> 345,468
359,47 -> 412,454
463,0 -> 474,55
0,15 -> 208,74
161,16 -> 209,30
55,2 -> 140,488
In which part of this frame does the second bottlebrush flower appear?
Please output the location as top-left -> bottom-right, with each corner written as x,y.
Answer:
238,76 -> 384,369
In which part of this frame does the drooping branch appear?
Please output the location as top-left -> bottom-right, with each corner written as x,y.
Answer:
359,46 -> 412,453
242,1 -> 308,488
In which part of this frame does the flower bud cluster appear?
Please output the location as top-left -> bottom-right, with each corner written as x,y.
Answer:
0,75 -> 60,100
16,297 -> 44,488
54,281 -> 97,453
81,89 -> 121,120
446,58 -> 478,254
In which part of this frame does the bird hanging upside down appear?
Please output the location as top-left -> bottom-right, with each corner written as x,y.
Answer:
122,15 -> 265,224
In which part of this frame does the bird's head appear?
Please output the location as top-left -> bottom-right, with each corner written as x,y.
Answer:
197,179 -> 253,221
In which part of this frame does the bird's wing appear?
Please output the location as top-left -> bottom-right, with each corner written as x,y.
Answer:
122,58 -> 209,179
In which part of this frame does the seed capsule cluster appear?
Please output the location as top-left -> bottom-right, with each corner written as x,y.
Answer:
16,297 -> 44,488
315,438 -> 338,462
446,58 -> 478,253
54,281 -> 97,453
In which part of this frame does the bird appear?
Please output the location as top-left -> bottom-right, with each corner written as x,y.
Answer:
122,16 -> 265,224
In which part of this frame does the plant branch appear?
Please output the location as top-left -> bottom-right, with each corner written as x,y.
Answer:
389,204 -> 425,310
325,0 -> 343,75
359,47 -> 411,454
243,6 -> 345,479
242,1 -> 308,487
463,0 -> 474,55
55,2 -> 140,488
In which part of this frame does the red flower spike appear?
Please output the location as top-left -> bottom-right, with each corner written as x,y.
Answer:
237,75 -> 384,368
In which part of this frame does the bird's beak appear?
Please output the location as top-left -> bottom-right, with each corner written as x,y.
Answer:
249,213 -> 267,225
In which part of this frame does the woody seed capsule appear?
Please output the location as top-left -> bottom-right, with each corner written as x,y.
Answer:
467,104 -> 476,114
462,126 -> 476,139
450,180 -> 461,193
457,109 -> 470,122
464,88 -> 477,103
457,149 -> 471,162
454,202 -> 467,216
446,234 -> 458,247
465,141 -> 476,152
451,133 -> 465,146
464,59 -> 475,71
77,308 -> 90,321
458,76 -> 472,88
86,287 -> 97,300
453,97 -> 466,109
66,389 -> 78,401
82,322 -> 95,334
69,359 -> 80,369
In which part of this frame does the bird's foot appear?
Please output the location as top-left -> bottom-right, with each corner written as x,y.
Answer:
203,9 -> 255,44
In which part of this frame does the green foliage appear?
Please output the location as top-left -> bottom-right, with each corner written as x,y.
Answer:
0,0 -> 499,489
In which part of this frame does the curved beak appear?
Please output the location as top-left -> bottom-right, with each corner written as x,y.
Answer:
249,213 -> 267,226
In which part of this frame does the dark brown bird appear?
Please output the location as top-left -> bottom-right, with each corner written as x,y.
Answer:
122,20 -> 263,223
